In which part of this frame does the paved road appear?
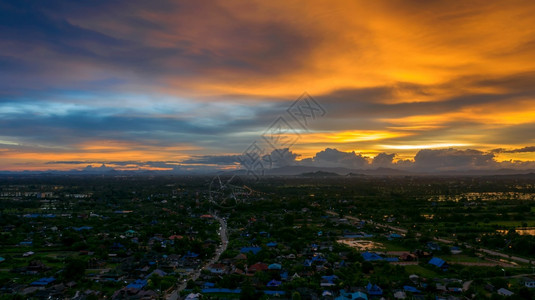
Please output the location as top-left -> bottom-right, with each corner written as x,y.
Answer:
327,210 -> 534,266
166,215 -> 229,300
477,248 -> 532,265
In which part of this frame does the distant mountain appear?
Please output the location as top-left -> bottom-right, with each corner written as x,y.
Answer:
264,165 -> 352,176
2,165 -> 535,177
359,167 -> 409,175
262,165 -> 411,176
300,170 -> 340,177
345,172 -> 367,177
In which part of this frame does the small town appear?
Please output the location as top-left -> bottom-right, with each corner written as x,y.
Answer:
1,175 -> 534,299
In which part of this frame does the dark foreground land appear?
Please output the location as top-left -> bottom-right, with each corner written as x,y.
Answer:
1,174 -> 535,299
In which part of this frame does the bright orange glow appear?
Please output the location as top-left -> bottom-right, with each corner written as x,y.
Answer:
2,1 -> 535,171
300,130 -> 412,144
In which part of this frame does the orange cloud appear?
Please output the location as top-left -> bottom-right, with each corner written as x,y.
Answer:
0,140 -> 201,171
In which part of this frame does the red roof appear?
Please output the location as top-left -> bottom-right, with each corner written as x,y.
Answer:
200,214 -> 213,218
168,235 -> 183,240
249,262 -> 268,272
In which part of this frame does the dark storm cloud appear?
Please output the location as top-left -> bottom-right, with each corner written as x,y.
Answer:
311,148 -> 369,169
181,148 -> 299,168
372,153 -> 396,167
485,122 -> 535,145
491,146 -> 535,153
412,149 -> 497,171
0,0 -> 319,95
318,79 -> 532,120
3,0 -> 535,171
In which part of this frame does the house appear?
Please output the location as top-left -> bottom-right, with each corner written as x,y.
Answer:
266,242 -> 278,247
428,257 -> 448,270
126,279 -> 147,290
268,263 -> 282,270
335,260 -> 347,269
484,283 -> 495,292
264,290 -> 286,296
450,246 -> 462,254
448,287 -> 462,293
184,251 -> 199,259
427,242 -> 441,251
185,293 -> 201,300
393,290 -> 407,299
31,277 -> 56,286
336,289 -> 367,300
148,269 -> 167,277
522,277 -> 535,288
23,251 -> 35,257
400,252 -> 417,261
312,254 -> 327,263
248,262 -> 268,273
412,249 -> 431,258
497,288 -> 514,297
207,263 -> 228,274
366,282 -> 383,296
403,285 -> 421,293
321,275 -> 338,287
267,279 -> 282,287
27,260 -> 50,272
361,252 -> 383,261
72,226 -> 92,231
435,283 -> 447,292
240,246 -> 262,255
135,290 -> 158,299
322,290 -> 333,298
387,233 -> 403,240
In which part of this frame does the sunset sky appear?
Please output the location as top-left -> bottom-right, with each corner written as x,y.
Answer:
2,0 -> 535,172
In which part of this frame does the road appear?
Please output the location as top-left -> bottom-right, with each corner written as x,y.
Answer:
166,215 -> 228,300
327,210 -> 534,266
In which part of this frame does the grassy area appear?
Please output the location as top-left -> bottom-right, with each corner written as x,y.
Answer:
439,254 -> 487,263
403,264 -> 441,278
379,241 -> 410,251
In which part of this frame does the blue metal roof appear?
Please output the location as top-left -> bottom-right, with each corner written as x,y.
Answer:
240,246 -> 262,254
126,279 -> 147,290
428,257 -> 446,268
31,277 -> 55,286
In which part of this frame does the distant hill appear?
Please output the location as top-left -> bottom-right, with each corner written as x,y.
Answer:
264,166 -> 351,176
3,165 -> 535,177
300,170 -> 340,177
261,165 -> 411,176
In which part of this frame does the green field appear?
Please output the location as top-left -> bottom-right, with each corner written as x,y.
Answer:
403,265 -> 441,278
440,254 -> 488,263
